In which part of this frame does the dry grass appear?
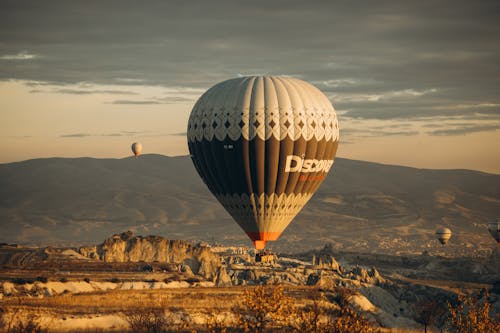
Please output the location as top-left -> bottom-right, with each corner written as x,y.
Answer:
1,286 -> 470,333
0,286 -> 327,314
1,288 -> 245,315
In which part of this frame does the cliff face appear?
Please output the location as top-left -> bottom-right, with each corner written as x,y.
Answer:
79,231 -> 221,279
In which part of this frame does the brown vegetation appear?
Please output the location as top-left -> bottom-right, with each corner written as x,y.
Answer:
445,290 -> 500,333
235,285 -> 295,332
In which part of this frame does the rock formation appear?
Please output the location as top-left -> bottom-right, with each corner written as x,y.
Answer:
78,231 -> 221,279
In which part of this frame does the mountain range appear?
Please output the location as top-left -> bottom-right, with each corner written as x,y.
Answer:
0,154 -> 499,255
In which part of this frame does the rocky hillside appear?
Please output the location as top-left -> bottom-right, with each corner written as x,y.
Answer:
79,231 -> 220,278
1,155 -> 499,254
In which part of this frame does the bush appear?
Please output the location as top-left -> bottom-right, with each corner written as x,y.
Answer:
186,277 -> 201,284
11,278 -> 34,285
332,286 -> 356,306
0,308 -> 45,333
328,306 -> 378,333
413,299 -> 447,332
235,285 -> 294,333
59,277 -> 68,283
83,277 -> 91,283
35,276 -> 48,283
293,289 -> 327,333
109,278 -> 121,283
445,290 -> 500,333
122,305 -> 174,333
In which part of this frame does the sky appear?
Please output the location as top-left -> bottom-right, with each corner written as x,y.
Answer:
1,0 -> 499,173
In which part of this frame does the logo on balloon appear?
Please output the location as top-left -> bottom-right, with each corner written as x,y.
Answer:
284,155 -> 334,173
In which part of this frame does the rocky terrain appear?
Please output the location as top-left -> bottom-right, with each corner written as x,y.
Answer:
0,233 -> 499,331
0,155 -> 499,255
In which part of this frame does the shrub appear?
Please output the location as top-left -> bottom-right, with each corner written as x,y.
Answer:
332,286 -> 356,306
11,278 -> 34,285
235,285 -> 294,333
445,290 -> 500,333
0,308 -> 45,333
413,299 -> 447,332
122,304 -> 174,333
186,277 -> 201,284
59,277 -> 68,283
328,305 -> 378,333
35,276 -> 48,283
83,277 -> 91,283
293,289 -> 327,333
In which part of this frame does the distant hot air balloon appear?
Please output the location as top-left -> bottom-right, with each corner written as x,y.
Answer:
488,221 -> 500,245
187,76 -> 339,250
131,142 -> 142,157
435,227 -> 452,245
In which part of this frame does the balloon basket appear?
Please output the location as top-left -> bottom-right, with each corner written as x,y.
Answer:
255,250 -> 275,263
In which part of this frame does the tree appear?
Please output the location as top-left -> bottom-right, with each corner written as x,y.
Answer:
445,289 -> 500,333
236,284 -> 294,333
293,288 -> 330,333
413,299 -> 447,333
328,306 -> 378,333
121,297 -> 174,333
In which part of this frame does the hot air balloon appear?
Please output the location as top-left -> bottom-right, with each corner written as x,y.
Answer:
131,142 -> 142,157
187,76 -> 339,250
488,221 -> 500,244
435,227 -> 452,245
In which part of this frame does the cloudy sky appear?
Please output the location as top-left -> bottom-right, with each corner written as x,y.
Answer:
1,0 -> 499,173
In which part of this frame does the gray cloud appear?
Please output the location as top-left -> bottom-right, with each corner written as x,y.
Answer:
101,133 -> 123,137
110,95 -> 196,105
0,51 -> 39,60
1,0 -> 499,124
61,130 -> 149,138
155,96 -> 197,104
53,88 -> 137,95
60,133 -> 91,138
341,128 -> 420,138
111,100 -> 162,105
428,124 -> 500,136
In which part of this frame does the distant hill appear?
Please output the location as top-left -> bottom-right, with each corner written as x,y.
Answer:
0,155 -> 499,254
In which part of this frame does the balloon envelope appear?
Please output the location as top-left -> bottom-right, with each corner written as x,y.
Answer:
131,142 -> 142,157
435,227 -> 452,245
488,221 -> 500,244
187,76 -> 339,249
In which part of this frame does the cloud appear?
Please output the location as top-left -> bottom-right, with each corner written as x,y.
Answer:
101,133 -> 123,137
0,0 -> 499,123
101,130 -> 148,137
53,88 -> 137,95
341,127 -> 420,138
332,88 -> 437,103
60,130 -> 150,138
60,133 -> 91,138
110,100 -> 162,105
0,51 -> 39,60
428,124 -> 500,136
110,95 -> 197,105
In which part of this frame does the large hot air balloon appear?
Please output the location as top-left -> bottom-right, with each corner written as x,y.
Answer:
187,76 -> 339,250
488,221 -> 500,245
435,227 -> 452,245
131,142 -> 142,157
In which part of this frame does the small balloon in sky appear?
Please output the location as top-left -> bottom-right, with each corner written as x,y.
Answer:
435,227 -> 452,245
131,142 -> 142,157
